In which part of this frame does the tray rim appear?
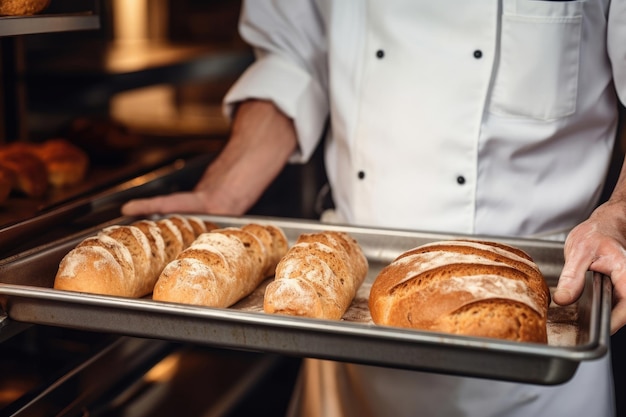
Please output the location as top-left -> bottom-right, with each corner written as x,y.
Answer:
0,278 -> 609,359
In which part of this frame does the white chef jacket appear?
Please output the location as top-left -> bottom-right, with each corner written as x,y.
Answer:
223,1 -> 623,416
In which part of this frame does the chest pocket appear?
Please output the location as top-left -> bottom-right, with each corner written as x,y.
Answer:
488,0 -> 583,121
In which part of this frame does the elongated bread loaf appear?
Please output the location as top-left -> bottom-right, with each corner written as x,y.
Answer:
263,231 -> 368,320
152,224 -> 288,307
53,215 -> 216,297
369,239 -> 550,343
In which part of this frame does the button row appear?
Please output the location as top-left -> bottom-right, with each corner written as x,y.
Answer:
375,49 -> 483,59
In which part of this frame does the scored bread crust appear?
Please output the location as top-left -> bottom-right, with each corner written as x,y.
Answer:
152,224 -> 288,308
213,227 -> 268,282
263,231 -> 368,320
369,239 -> 550,343
131,220 -> 167,286
54,215 -> 211,298
155,218 -> 185,264
241,223 -> 289,276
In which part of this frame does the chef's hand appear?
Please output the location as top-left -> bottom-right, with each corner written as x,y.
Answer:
120,187 -> 246,217
121,99 -> 297,218
554,200 -> 626,334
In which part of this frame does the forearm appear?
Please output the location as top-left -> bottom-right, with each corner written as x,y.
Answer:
603,152 -> 626,206
193,99 -> 298,215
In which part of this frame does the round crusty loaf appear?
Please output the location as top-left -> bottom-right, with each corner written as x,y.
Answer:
369,239 -> 550,343
153,224 -> 288,308
264,231 -> 368,320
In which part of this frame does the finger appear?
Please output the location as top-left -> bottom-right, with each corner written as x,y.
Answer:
553,240 -> 593,306
121,193 -> 204,216
610,266 -> 626,334
611,299 -> 626,335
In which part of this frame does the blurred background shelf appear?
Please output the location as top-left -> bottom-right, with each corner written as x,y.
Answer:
0,0 -> 100,37
0,13 -> 100,37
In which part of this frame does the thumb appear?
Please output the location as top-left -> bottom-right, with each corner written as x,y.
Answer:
553,247 -> 590,306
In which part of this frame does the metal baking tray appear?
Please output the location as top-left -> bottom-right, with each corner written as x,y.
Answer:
0,215 -> 611,385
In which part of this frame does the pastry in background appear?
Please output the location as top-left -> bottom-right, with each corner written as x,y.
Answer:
0,144 -> 48,198
32,138 -> 89,187
0,0 -> 50,16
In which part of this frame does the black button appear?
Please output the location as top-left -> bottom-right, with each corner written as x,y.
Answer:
358,171 -> 366,179
473,50 -> 483,59
457,176 -> 466,185
376,50 -> 384,59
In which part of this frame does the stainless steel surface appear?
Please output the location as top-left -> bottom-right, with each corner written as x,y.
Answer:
0,13 -> 99,37
0,215 -> 611,385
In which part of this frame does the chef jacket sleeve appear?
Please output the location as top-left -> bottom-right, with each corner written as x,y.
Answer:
608,0 -> 626,104
222,0 -> 329,163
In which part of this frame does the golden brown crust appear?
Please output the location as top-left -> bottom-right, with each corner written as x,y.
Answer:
54,246 -> 132,297
433,299 -> 548,343
0,0 -> 50,15
167,215 -> 197,248
155,218 -> 185,264
369,240 -> 550,343
54,215 -> 207,298
153,225 -> 286,308
185,215 -> 209,237
212,227 -> 268,281
241,223 -> 289,276
99,226 -> 153,296
264,231 -> 368,320
132,219 -> 167,284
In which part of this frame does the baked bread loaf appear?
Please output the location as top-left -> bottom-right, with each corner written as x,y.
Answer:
0,138 -> 90,198
53,215 -> 212,297
32,138 -> 89,188
153,224 -> 288,307
369,239 -> 550,343
263,231 -> 368,320
242,223 -> 289,276
0,0 -> 50,15
0,145 -> 48,198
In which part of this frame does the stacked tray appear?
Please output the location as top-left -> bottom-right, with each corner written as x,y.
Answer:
0,215 -> 611,385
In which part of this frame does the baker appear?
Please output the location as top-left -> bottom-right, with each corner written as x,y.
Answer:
122,1 -> 625,416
